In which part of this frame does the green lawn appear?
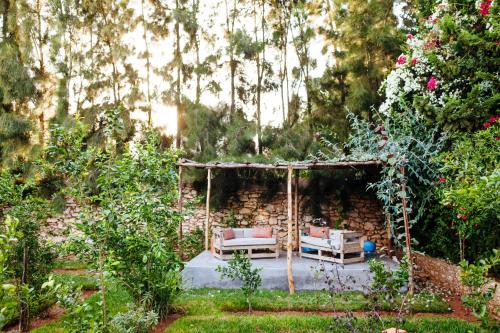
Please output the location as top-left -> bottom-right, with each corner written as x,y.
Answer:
52,258 -> 91,271
173,288 -> 451,314
165,315 -> 482,333
26,284 -> 479,333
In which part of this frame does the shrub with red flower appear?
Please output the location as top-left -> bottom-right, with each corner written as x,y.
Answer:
397,55 -> 406,65
427,76 -> 437,91
479,0 -> 492,16
482,115 -> 499,129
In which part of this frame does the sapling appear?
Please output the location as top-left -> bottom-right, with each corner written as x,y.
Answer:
216,251 -> 262,312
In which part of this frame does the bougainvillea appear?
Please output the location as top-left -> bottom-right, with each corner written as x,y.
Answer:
379,0 -> 499,132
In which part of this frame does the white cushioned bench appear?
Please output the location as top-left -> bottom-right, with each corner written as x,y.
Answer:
300,228 -> 365,264
213,227 -> 279,260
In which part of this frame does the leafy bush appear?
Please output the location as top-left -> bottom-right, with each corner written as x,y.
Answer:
460,249 -> 500,330
181,228 -> 205,260
109,306 -> 158,333
216,251 -> 262,312
368,258 -> 409,308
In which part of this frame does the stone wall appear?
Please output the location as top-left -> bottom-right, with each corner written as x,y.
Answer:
181,183 -> 389,250
414,252 -> 500,320
41,197 -> 83,242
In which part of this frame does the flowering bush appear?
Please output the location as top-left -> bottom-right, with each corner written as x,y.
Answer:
379,0 -> 499,132
437,121 -> 500,260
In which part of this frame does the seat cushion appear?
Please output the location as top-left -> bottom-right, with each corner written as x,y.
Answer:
310,226 -> 329,239
221,237 -> 277,247
252,227 -> 272,238
223,229 -> 235,240
301,236 -> 341,250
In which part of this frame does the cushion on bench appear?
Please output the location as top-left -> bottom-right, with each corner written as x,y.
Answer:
218,237 -> 277,247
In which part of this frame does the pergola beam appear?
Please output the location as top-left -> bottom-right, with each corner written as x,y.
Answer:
178,158 -> 380,170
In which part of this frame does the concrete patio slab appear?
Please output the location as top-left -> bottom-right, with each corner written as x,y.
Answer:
182,251 -> 399,291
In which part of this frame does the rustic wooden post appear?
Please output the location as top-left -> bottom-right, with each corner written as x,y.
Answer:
205,168 -> 212,251
178,165 -> 183,256
386,213 -> 392,254
294,170 -> 299,250
400,166 -> 414,295
287,164 -> 295,294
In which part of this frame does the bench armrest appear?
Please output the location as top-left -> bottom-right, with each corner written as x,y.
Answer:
213,227 -> 224,245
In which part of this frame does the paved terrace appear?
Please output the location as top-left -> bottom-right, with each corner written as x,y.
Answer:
182,251 -> 399,291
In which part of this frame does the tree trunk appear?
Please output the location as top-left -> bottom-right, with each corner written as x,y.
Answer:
98,245 -> 108,328
225,0 -> 236,115
19,242 -> 29,332
141,0 -> 152,126
175,0 -> 182,148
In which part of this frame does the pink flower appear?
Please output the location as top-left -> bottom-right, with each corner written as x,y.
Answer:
411,58 -> 417,65
484,122 -> 491,129
488,116 -> 499,123
397,55 -> 406,65
407,34 -> 413,40
438,177 -> 446,183
427,76 -> 437,91
480,0 -> 492,16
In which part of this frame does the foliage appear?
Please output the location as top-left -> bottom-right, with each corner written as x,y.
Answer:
216,251 -> 262,312
109,306 -> 158,333
52,119 -> 184,321
380,0 -> 499,132
437,122 -> 500,260
0,215 -> 19,328
0,171 -> 56,330
460,249 -> 500,330
368,258 -> 409,307
181,228 -> 205,261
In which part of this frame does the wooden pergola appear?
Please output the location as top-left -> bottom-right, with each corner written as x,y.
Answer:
177,158 -> 384,294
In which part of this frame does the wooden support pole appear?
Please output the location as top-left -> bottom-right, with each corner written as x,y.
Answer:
294,170 -> 299,250
386,213 -> 392,255
178,165 -> 183,240
400,166 -> 414,295
287,164 -> 295,294
205,168 -> 212,251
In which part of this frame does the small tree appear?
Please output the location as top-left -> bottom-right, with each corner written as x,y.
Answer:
216,251 -> 262,312
460,249 -> 500,331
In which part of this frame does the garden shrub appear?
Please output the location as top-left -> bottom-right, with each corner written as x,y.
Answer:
109,306 -> 158,333
216,251 -> 262,312
181,228 -> 205,260
460,249 -> 500,330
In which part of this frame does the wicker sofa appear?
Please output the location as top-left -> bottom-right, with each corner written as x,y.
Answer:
213,227 -> 279,260
299,227 -> 365,264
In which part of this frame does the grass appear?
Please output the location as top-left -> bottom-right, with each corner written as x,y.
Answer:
52,258 -> 90,271
165,314 -> 483,333
173,288 -> 451,315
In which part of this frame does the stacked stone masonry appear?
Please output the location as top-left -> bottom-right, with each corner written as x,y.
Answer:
181,184 -> 389,251
414,253 -> 499,320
